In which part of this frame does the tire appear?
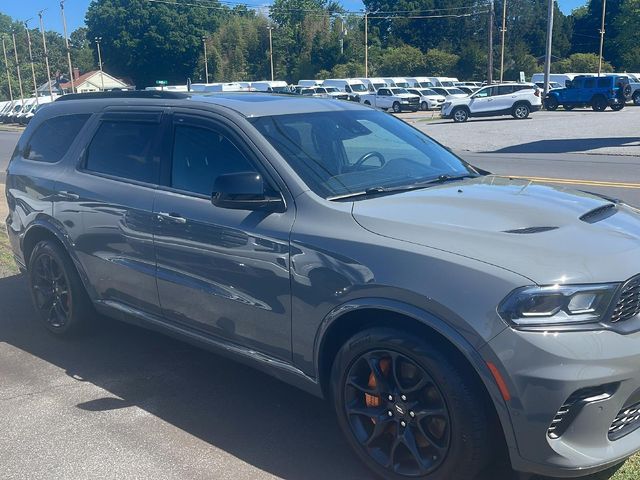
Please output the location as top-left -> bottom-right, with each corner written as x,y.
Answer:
511,103 -> 530,119
420,101 -> 429,111
611,103 -> 625,111
330,328 -> 496,480
563,105 -> 575,111
451,107 -> 469,123
545,96 -> 559,111
364,100 -> 372,106
27,240 -> 94,336
392,102 -> 402,113
591,95 -> 608,112
622,84 -> 632,101
633,91 -> 640,106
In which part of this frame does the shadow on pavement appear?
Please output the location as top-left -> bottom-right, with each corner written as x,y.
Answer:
490,137 -> 640,155
0,273 -> 607,480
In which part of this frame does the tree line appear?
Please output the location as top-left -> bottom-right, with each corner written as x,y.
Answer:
1,0 -> 638,100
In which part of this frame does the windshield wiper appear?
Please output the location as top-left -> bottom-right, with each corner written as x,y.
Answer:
328,174 -> 478,201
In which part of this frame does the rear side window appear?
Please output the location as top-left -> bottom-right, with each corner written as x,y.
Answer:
584,78 -> 596,88
597,78 -> 610,88
85,120 -> 161,184
25,114 -> 90,163
496,86 -> 514,95
171,124 -> 255,196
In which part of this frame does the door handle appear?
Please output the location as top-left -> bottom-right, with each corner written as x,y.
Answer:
157,212 -> 187,224
58,191 -> 80,201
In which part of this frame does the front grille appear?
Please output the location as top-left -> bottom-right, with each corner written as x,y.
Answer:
548,386 -> 612,439
610,276 -> 640,323
609,401 -> 640,441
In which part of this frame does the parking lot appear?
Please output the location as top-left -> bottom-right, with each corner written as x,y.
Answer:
1,105 -> 639,480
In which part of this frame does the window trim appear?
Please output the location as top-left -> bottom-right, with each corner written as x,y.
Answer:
22,113 -> 92,165
78,111 -> 166,188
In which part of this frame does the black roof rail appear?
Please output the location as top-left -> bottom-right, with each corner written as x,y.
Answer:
56,91 -> 190,101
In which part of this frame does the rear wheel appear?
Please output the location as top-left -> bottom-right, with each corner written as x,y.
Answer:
392,102 -> 402,113
545,96 -> 559,111
420,101 -> 429,111
331,328 -> 495,480
633,91 -> 640,106
591,95 -> 608,112
452,107 -> 469,123
511,103 -> 530,119
611,103 -> 625,111
27,240 -> 93,336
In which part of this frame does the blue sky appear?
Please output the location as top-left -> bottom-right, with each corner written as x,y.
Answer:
1,0 -> 587,34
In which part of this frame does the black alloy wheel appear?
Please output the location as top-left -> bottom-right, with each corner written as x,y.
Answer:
592,96 -> 608,112
30,251 -> 71,329
344,350 -> 451,477
545,96 -> 559,110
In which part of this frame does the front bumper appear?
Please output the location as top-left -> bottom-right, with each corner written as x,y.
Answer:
485,326 -> 640,477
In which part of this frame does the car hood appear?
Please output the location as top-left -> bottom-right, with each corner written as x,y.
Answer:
424,95 -> 446,101
352,176 -> 640,285
395,94 -> 419,99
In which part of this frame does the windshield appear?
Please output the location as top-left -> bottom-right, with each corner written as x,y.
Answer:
250,110 -> 474,199
373,83 -> 386,90
440,81 -> 454,87
390,88 -> 409,95
418,82 -> 434,88
271,86 -> 289,93
350,83 -> 367,92
395,82 -> 409,88
325,87 -> 338,92
448,88 -> 465,95
420,89 -> 438,96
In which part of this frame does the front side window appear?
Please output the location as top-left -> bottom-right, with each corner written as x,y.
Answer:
251,110 -> 474,199
26,114 -> 90,163
171,124 -> 255,196
473,87 -> 493,98
85,120 -> 161,184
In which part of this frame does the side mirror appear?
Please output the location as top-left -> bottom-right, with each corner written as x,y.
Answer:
212,172 -> 284,212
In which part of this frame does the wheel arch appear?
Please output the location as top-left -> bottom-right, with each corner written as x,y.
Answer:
314,298 -> 518,452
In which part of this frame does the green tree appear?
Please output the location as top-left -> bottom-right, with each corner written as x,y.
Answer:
615,0 -> 640,71
377,45 -> 425,76
552,53 -> 614,73
424,49 -> 459,77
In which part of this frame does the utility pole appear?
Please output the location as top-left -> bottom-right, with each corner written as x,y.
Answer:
543,0 -> 554,96
268,27 -> 274,82
499,0 -> 507,83
1,37 -> 13,101
24,20 -> 39,105
60,0 -> 75,93
487,1 -> 494,84
597,0 -> 607,76
38,10 -> 54,98
11,31 -> 25,107
364,11 -> 369,77
95,37 -> 105,91
202,36 -> 209,83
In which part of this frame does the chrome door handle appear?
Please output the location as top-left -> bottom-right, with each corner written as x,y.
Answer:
157,212 -> 187,224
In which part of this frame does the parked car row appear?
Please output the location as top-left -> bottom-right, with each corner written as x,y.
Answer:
544,74 -> 634,112
0,96 -> 56,125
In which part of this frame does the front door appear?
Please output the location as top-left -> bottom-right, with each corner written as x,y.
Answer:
468,86 -> 496,114
153,112 -> 295,360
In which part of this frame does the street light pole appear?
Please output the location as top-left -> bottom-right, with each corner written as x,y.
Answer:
95,37 -> 105,91
60,0 -> 75,93
11,31 -> 25,107
543,0 -> 554,96
268,27 -> 274,82
364,11 -> 368,77
38,10 -> 54,98
487,1 -> 494,84
499,0 -> 507,83
202,36 -> 209,83
24,20 -> 39,106
1,37 -> 13,101
597,0 -> 607,76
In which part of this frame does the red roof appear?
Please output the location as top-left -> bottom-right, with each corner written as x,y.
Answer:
59,70 -> 126,89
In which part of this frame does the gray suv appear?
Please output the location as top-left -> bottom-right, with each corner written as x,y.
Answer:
5,91 -> 640,480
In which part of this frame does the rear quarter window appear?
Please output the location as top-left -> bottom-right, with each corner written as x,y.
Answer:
24,114 -> 91,163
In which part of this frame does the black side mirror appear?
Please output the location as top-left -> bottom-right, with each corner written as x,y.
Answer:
212,172 -> 284,211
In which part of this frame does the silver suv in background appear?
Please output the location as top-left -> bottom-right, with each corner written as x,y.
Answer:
442,83 -> 542,122
5,91 -> 640,480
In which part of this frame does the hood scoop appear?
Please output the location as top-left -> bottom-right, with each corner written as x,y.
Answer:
580,204 -> 617,224
503,226 -> 559,234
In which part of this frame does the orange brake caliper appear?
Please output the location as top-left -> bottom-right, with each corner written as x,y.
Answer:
365,358 -> 391,408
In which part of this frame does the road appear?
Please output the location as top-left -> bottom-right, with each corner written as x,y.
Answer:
0,111 -> 639,479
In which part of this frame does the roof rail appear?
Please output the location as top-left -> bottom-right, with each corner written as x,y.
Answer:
56,91 -> 190,101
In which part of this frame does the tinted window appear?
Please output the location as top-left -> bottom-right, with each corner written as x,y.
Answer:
597,77 -> 610,88
171,125 -> 255,196
584,78 -> 596,88
496,86 -> 514,95
26,114 -> 90,163
86,120 -> 160,184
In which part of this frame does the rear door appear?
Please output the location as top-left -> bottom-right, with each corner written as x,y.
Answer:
153,111 -> 295,360
54,108 -> 168,315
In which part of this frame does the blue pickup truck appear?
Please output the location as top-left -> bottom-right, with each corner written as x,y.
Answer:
544,75 -> 631,111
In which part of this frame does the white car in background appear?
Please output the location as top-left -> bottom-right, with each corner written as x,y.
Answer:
441,83 -> 542,122
360,87 -> 420,112
406,77 -> 437,88
357,77 -> 391,92
406,88 -> 446,110
431,87 -> 469,100
251,80 -> 290,93
323,78 -> 369,102
383,77 -> 410,88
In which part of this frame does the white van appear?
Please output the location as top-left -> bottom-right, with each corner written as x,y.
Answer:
251,81 -> 290,93
322,79 -> 368,101
298,80 -> 324,87
530,73 -> 594,87
357,78 -> 391,92
22,95 -> 56,124
406,77 -> 436,88
383,77 -> 410,88
431,77 -> 460,87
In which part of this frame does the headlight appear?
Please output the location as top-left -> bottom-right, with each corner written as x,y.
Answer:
401,100 -> 409,104
498,284 -> 619,327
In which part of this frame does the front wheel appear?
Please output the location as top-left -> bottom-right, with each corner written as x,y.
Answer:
392,102 -> 402,113
331,328 -> 496,480
512,103 -> 530,119
420,101 -> 429,111
451,107 -> 469,123
633,92 -> 640,106
545,96 -> 559,111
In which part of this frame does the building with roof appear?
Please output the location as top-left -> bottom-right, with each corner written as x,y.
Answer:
58,70 -> 132,93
